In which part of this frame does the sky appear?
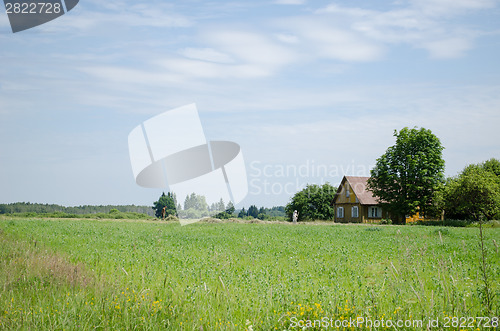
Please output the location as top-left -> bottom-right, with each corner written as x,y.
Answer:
1,0 -> 499,208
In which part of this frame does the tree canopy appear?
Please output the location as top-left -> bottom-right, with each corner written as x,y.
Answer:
481,158 -> 500,177
443,160 -> 500,221
368,127 -> 445,224
152,192 -> 177,218
247,205 -> 259,218
285,183 -> 336,221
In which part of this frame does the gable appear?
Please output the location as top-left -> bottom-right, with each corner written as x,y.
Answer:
333,178 -> 354,204
333,176 -> 380,205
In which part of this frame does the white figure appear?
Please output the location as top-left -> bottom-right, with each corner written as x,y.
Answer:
292,210 -> 299,223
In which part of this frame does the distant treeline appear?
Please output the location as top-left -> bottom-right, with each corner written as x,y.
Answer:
0,202 -> 287,221
236,205 -> 286,220
0,202 -> 154,216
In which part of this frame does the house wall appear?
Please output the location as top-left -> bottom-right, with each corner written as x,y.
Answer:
335,202 -> 362,223
361,205 -> 388,223
335,181 -> 360,223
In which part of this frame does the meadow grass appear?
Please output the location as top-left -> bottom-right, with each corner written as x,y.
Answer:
0,216 -> 498,330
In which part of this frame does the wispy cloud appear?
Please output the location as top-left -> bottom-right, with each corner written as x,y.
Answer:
274,0 -> 306,5
203,30 -> 298,69
39,1 -> 193,33
279,18 -> 385,62
422,37 -> 473,58
410,0 -> 498,16
180,48 -> 234,63
312,0 -> 495,59
66,0 -> 500,88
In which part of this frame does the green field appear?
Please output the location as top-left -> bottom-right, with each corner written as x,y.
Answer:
0,217 -> 498,330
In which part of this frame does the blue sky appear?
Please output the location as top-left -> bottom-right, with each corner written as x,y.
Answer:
1,0 -> 499,208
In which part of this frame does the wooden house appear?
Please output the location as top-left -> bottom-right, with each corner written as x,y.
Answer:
332,176 -> 389,223
333,176 -> 424,223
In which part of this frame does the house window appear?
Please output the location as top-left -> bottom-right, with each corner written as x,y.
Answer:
337,207 -> 344,218
345,187 -> 350,198
370,207 -> 381,218
352,206 -> 359,218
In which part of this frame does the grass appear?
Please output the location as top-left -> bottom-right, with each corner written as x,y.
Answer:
0,216 -> 499,330
5,210 -> 152,220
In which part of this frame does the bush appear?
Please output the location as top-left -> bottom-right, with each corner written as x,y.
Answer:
285,183 -> 336,222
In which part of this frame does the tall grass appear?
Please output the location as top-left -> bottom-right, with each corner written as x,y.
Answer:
0,217 -> 498,330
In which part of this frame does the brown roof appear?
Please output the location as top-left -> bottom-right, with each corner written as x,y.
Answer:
335,176 -> 380,205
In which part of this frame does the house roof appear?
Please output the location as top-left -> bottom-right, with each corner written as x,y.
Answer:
335,176 -> 380,205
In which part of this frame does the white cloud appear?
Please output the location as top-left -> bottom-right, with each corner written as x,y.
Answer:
80,66 -> 185,85
180,48 -> 234,63
177,29 -> 299,78
277,18 -> 384,62
311,1 -> 493,59
205,30 -> 297,67
157,58 -> 271,79
422,37 -> 473,58
274,0 -> 306,5
316,4 -> 374,17
275,33 -> 299,44
410,0 -> 498,16
41,1 -> 193,33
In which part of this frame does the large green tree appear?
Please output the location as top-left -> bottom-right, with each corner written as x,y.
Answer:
367,127 -> 445,224
152,192 -> 177,219
285,183 -> 336,221
444,163 -> 500,221
247,205 -> 259,218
